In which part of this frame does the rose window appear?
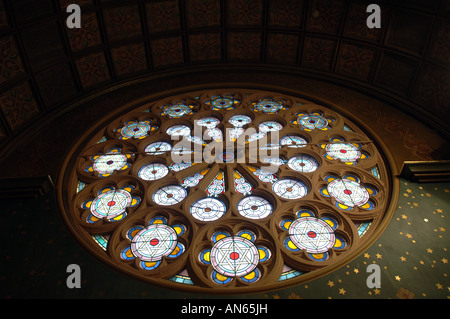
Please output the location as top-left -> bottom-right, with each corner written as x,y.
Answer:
57,89 -> 395,293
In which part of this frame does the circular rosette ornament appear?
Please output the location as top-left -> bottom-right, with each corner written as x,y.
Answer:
287,154 -> 319,173
196,229 -> 272,286
321,137 -> 369,165
280,135 -> 308,148
80,185 -> 141,224
205,95 -> 240,111
115,120 -> 158,140
108,213 -> 191,279
120,216 -> 187,271
159,100 -> 197,118
320,175 -> 378,211
258,121 -> 284,133
58,89 -> 394,294
272,179 -> 309,200
84,147 -> 133,178
292,111 -> 332,131
250,97 -> 289,114
137,163 -> 169,181
279,208 -> 350,263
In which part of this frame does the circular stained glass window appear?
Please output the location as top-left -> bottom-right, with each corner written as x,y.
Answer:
138,163 -> 169,181
57,89 -> 396,294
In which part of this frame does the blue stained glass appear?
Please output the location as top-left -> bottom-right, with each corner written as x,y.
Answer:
199,249 -> 211,264
169,275 -> 194,285
121,246 -> 135,260
240,268 -> 261,283
77,180 -> 86,193
278,269 -> 303,281
308,252 -> 329,261
357,222 -> 371,237
140,260 -> 161,270
371,166 -> 381,179
93,235 -> 108,250
211,270 -> 232,285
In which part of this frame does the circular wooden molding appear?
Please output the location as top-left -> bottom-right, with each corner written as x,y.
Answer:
56,87 -> 398,294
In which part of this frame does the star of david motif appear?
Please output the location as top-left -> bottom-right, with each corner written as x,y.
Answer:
93,154 -> 128,174
327,178 -> 370,207
121,122 -> 150,138
131,225 -> 178,262
289,217 -> 336,254
91,189 -> 132,219
210,237 -> 259,277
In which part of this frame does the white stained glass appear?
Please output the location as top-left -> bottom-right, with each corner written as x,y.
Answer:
205,128 -> 222,141
258,121 -> 283,133
210,236 -> 259,277
229,127 -> 245,141
172,145 -> 194,155
206,172 -> 225,197
237,196 -> 273,219
287,155 -> 319,173
93,153 -> 128,175
327,178 -> 370,207
259,144 -> 281,150
190,197 -> 227,221
247,132 -> 266,143
138,163 -> 169,181
131,224 -> 178,261
181,172 -> 205,188
145,141 -> 172,155
166,125 -> 191,137
325,143 -> 361,162
289,217 -> 335,254
91,189 -> 132,220
272,179 -> 308,199
253,168 -> 277,183
229,115 -> 252,127
261,157 -> 285,166
196,117 -> 220,128
234,181 -> 253,195
234,171 -> 253,195
169,162 -> 193,172
121,121 -> 151,139
185,135 -> 205,145
280,136 -> 307,148
153,185 -> 187,206
298,114 -> 328,130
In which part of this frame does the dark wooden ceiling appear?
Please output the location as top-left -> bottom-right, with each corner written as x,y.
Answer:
0,0 -> 449,149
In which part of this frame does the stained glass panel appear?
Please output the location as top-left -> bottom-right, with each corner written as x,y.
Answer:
237,196 -> 273,219
59,89 -> 392,293
153,185 -> 187,206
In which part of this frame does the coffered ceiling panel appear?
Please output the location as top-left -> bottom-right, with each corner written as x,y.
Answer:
0,0 -> 449,148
